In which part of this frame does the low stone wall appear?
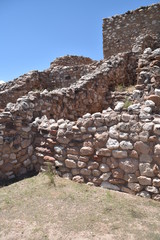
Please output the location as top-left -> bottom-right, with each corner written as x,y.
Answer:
103,3 -> 160,59
35,108 -> 160,201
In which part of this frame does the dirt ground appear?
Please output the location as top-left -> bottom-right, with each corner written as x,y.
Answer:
0,173 -> 160,240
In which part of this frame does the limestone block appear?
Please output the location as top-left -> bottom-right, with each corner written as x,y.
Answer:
153,178 -> 160,187
128,183 -> 143,192
99,163 -> 110,173
154,145 -> 160,155
112,167 -> 124,178
72,175 -> 84,183
112,150 -> 127,158
134,141 -> 150,154
65,159 -> 76,168
88,161 -> 99,170
101,182 -> 120,191
80,168 -> 91,176
80,147 -> 94,156
152,194 -> 160,201
107,157 -> 119,169
120,141 -> 133,150
118,122 -> 130,132
143,122 -> 154,131
92,169 -> 101,177
140,154 -> 152,163
137,191 -> 151,198
137,176 -> 152,185
153,124 -> 160,135
109,126 -> 119,139
139,163 -> 154,177
139,131 -> 149,142
119,158 -> 138,173
106,138 -> 119,150
124,173 -> 138,183
100,172 -> 111,181
77,161 -> 86,168
96,148 -> 111,157
145,186 -> 159,194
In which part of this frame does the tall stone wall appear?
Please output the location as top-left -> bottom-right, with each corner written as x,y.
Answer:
0,52 -> 137,183
103,3 -> 160,59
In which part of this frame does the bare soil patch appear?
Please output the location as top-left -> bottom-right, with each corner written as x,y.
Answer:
0,174 -> 160,240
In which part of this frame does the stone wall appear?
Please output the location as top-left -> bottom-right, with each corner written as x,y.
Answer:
0,56 -> 97,110
5,52 -> 137,121
103,3 -> 160,59
0,51 -> 137,183
35,109 -> 160,201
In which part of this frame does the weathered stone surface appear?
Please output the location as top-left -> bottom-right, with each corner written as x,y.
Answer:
154,124 -> 160,135
145,186 -> 159,193
140,154 -> 152,163
99,164 -> 110,173
21,139 -> 31,149
43,156 -> 55,162
124,173 -> 138,183
134,141 -> 149,154
88,161 -> 99,170
120,141 -> 133,150
112,168 -> 124,179
101,181 -> 120,191
109,126 -> 119,139
154,144 -> 160,154
153,178 -> 160,187
109,178 -> 125,185
96,148 -> 111,157
92,169 -> 101,177
80,168 -> 91,176
72,175 -> 84,183
112,150 -> 128,158
128,183 -> 143,192
0,136 -> 3,144
65,159 -> 76,168
80,147 -> 94,156
137,191 -> 151,198
139,163 -> 154,177
100,172 -> 111,181
77,161 -> 86,168
152,194 -> 160,201
119,159 -> 138,173
142,122 -> 154,131
106,138 -> 119,150
137,176 -> 152,185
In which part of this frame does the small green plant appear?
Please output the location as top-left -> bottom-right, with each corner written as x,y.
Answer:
106,190 -> 112,201
115,84 -> 125,92
45,163 -> 56,187
123,98 -> 132,109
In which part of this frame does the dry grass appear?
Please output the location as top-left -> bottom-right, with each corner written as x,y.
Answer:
0,173 -> 160,240
115,84 -> 135,93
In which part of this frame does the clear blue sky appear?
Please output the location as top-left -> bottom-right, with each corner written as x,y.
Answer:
0,0 -> 159,82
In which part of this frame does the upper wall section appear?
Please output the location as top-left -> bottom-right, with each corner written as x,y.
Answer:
103,3 -> 160,59
0,56 -> 97,110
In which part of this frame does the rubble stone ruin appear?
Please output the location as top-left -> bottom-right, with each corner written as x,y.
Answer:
0,3 -> 160,201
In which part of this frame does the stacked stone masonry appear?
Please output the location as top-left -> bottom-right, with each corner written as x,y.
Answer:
103,3 -> 160,59
0,3 -> 160,201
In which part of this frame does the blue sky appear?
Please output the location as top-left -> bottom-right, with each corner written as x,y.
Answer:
0,0 -> 159,82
